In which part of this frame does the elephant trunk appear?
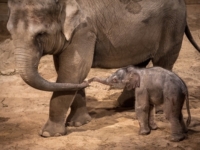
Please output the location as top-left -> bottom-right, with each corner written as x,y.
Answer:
15,48 -> 88,91
88,77 -> 110,85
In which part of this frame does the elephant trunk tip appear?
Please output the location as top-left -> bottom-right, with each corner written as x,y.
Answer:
87,77 -> 98,83
87,77 -> 110,86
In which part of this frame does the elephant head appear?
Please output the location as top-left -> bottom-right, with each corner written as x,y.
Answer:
7,0 -> 87,91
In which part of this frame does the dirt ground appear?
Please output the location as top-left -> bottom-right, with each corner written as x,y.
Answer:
1,4 -> 200,150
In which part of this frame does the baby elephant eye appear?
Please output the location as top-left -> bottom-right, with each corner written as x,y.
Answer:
112,78 -> 118,83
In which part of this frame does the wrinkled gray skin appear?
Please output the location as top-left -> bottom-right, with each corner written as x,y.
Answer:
7,0 -> 198,137
90,66 -> 191,142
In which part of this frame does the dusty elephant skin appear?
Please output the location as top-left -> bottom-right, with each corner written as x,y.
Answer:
89,66 -> 191,142
7,0 -> 198,137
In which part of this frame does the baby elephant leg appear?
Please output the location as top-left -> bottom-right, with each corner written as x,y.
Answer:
165,98 -> 186,142
135,89 -> 151,135
168,116 -> 186,142
149,104 -> 158,130
180,113 -> 188,133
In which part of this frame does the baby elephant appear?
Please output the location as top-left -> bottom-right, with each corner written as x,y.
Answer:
89,66 -> 191,142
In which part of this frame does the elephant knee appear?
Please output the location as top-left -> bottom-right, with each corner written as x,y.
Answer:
136,105 -> 149,114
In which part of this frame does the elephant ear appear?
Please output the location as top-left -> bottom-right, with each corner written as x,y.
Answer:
62,0 -> 84,41
125,73 -> 140,91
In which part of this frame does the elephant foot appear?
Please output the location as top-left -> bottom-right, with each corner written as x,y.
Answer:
155,104 -> 163,114
170,133 -> 186,142
139,128 -> 151,135
39,119 -> 66,137
149,122 -> 158,130
66,107 -> 92,127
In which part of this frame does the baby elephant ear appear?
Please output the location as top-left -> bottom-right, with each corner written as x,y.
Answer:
125,73 -> 140,90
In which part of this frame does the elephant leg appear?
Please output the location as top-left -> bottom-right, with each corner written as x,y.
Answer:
54,56 -> 92,127
180,113 -> 188,133
135,89 -> 151,135
168,115 -> 186,142
152,20 -> 184,71
66,89 -> 92,127
149,104 -> 158,130
39,91 -> 76,137
39,27 -> 96,137
165,98 -> 186,142
117,59 -> 150,107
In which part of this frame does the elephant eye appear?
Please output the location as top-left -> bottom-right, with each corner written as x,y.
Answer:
112,78 -> 118,83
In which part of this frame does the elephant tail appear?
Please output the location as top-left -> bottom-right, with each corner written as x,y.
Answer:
185,24 -> 200,52
181,77 -> 191,127
185,91 -> 191,127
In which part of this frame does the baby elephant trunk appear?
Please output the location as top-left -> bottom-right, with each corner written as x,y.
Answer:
88,77 -> 110,85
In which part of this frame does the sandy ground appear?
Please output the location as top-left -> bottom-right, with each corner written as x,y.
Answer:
1,4 -> 200,150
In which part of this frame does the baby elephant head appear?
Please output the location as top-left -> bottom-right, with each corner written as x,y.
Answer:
107,66 -> 140,90
106,68 -> 128,89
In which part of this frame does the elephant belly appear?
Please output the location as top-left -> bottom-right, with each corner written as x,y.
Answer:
92,32 -> 159,69
148,88 -> 164,105
92,48 -> 150,68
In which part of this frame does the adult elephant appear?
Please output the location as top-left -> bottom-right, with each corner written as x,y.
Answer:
7,0 -> 200,137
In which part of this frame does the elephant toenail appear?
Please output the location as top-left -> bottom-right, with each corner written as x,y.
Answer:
74,122 -> 82,127
42,131 -> 51,137
54,133 -> 62,136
